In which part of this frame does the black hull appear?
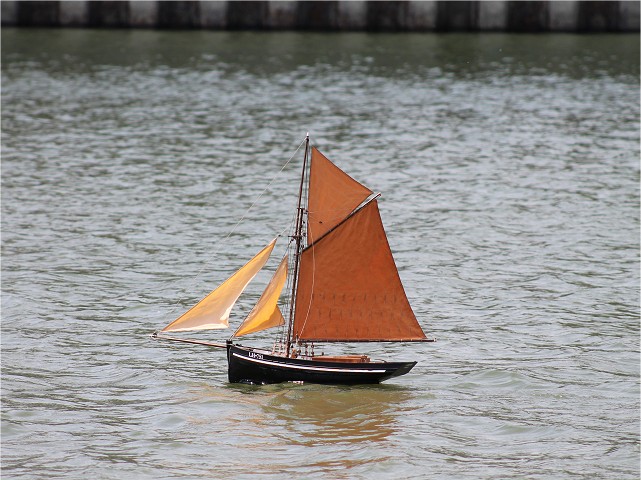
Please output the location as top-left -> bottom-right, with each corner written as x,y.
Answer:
227,344 -> 417,385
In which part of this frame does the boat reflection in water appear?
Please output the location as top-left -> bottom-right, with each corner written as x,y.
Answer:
261,385 -> 411,445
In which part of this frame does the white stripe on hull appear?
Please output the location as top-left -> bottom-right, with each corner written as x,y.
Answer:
232,353 -> 387,374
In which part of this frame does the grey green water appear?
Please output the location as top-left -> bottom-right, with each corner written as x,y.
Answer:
2,29 -> 639,479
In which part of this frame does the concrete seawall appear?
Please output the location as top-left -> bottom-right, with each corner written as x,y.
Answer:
2,1 -> 639,32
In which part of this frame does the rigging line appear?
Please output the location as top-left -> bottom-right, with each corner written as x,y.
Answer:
286,134 -> 310,355
163,136 -> 307,324
294,153 -> 314,342
278,213 -> 298,348
296,224 -> 316,342
275,223 -> 291,239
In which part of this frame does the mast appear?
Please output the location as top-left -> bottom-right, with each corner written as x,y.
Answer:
286,133 -> 310,356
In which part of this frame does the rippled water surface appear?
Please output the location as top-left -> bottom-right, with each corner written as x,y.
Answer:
2,29 -> 639,479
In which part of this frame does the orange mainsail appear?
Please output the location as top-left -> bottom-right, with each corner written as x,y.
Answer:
293,151 -> 426,342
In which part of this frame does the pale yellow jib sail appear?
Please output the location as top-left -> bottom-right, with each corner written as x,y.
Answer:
233,254 -> 288,338
160,239 -> 277,333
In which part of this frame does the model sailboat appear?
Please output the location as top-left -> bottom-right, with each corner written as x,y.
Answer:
153,135 -> 433,384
